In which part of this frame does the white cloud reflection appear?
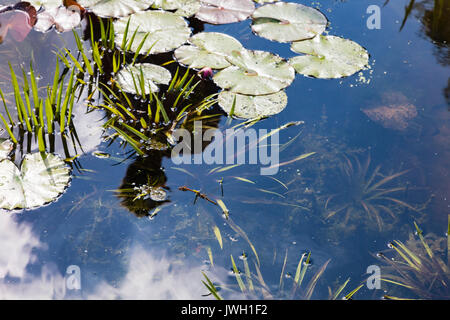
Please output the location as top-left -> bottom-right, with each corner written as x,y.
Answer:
0,213 -> 217,299
87,246 -> 209,300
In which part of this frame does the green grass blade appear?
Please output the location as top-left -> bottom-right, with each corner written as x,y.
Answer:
231,255 -> 246,293
213,225 -> 223,249
0,87 -> 14,125
202,272 -> 223,300
0,113 -> 17,143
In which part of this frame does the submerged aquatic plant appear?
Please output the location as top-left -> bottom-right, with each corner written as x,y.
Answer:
376,218 -> 450,300
202,242 -> 362,300
324,154 -> 423,231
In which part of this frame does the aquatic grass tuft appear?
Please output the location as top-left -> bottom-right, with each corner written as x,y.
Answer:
0,60 -> 82,156
323,154 -> 425,231
377,217 -> 450,299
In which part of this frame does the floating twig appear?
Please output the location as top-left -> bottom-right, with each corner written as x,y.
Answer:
178,186 -> 217,205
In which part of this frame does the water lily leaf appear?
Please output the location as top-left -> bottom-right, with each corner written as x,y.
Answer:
213,49 -> 295,95
114,10 -> 191,54
0,3 -> 37,43
114,63 -> 172,95
77,0 -> 154,18
152,0 -> 201,17
0,153 -> 71,210
174,32 -> 243,69
34,6 -> 82,33
251,2 -> 327,43
218,90 -> 287,119
289,35 -> 369,79
0,139 -> 13,161
195,0 -> 255,25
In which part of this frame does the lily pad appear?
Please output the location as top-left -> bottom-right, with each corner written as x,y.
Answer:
251,2 -> 327,43
213,49 -> 295,95
114,10 -> 191,54
152,0 -> 201,17
289,35 -> 369,79
114,63 -> 172,95
195,0 -> 255,25
0,3 -> 37,43
218,90 -> 287,119
34,6 -> 82,33
174,32 -> 243,69
0,153 -> 71,210
77,0 -> 154,18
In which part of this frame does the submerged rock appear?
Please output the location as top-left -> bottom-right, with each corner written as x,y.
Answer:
362,92 -> 418,131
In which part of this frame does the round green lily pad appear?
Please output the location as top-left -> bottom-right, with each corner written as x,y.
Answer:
195,0 -> 255,25
213,49 -> 295,95
152,0 -> 201,17
0,152 -> 71,210
289,35 -> 369,79
77,0 -> 154,18
251,2 -> 327,43
218,90 -> 288,119
115,63 -> 172,95
174,32 -> 243,69
114,10 -> 191,54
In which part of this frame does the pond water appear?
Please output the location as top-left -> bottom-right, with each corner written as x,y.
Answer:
0,0 -> 448,299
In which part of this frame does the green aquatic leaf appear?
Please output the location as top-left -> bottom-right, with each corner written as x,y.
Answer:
213,225 -> 223,249
114,10 -> 191,54
152,0 -> 201,17
0,153 -> 71,210
195,0 -> 255,25
213,49 -> 295,95
114,63 -> 172,94
78,0 -> 154,18
174,32 -> 243,69
251,2 -> 327,43
289,35 -> 369,79
218,90 -> 287,119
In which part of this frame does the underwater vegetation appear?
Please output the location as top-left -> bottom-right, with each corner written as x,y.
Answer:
202,238 -> 363,300
323,154 -> 424,232
376,217 -> 450,300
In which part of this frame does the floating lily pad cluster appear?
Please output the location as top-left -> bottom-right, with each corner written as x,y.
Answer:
0,0 -> 369,118
98,1 -> 368,119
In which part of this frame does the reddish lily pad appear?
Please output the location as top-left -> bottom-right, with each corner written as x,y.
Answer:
0,6 -> 36,43
34,6 -> 82,33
